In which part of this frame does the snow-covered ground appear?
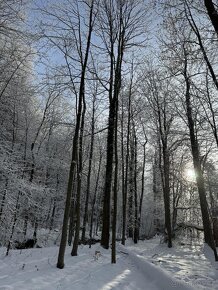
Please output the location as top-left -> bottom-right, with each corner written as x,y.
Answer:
0,238 -> 217,290
125,238 -> 218,290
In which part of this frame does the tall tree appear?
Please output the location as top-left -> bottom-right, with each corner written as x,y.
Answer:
183,45 -> 218,260
39,0 -> 97,269
99,0 -> 146,249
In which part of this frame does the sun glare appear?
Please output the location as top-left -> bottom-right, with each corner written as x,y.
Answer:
185,168 -> 196,182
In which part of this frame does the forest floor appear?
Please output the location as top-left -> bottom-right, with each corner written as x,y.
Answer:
0,237 -> 217,290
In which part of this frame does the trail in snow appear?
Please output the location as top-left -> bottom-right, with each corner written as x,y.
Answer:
0,245 -> 159,290
125,238 -> 218,290
0,239 -> 217,290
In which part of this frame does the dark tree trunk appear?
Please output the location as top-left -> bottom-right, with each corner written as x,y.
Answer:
100,38 -> 115,249
100,0 -> 125,249
0,178 -> 8,221
33,221 -> 38,241
81,96 -> 95,243
184,51 -> 218,261
133,133 -> 138,244
185,4 -> 218,90
50,172 -> 59,231
68,172 -> 77,246
204,0 -> 218,36
162,146 -> 172,248
121,69 -> 132,245
101,100 -> 115,249
6,192 -> 20,256
111,98 -> 118,264
71,90 -> 86,256
50,198 -> 57,231
56,1 -> 94,268
89,151 -> 102,246
128,133 -> 134,239
156,95 -> 172,248
138,140 -> 147,235
121,99 -> 126,245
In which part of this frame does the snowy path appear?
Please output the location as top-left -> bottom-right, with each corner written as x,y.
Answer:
125,239 -> 218,290
0,240 -> 216,290
0,245 -> 160,290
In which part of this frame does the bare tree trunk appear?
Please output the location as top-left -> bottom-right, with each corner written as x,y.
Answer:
68,174 -> 77,246
81,95 -> 96,243
89,150 -> 102,246
121,67 -> 133,245
133,132 -> 138,244
111,97 -> 118,264
6,192 -> 20,256
50,172 -> 59,231
56,1 -> 94,269
156,96 -> 172,248
0,178 -> 8,221
128,132 -> 134,239
204,0 -> 218,36
162,145 -> 172,248
100,35 -> 115,248
71,90 -> 86,256
121,99 -> 126,245
138,140 -> 147,236
185,3 -> 218,90
184,49 -> 218,261
101,100 -> 115,248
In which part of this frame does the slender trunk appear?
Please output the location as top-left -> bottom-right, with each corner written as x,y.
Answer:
81,97 -> 95,243
50,172 -> 59,231
50,198 -> 57,231
33,221 -> 38,241
71,91 -> 86,256
57,1 -> 94,269
128,132 -> 134,239
57,114 -> 80,267
121,99 -> 125,245
101,39 -> 115,249
162,145 -> 172,248
121,71 -> 132,245
112,98 -> 118,264
89,150 -> 102,246
0,178 -> 8,221
101,1 -> 124,248
184,52 -> 218,260
68,173 -> 77,246
138,141 -> 147,236
6,192 -> 20,256
185,4 -> 218,90
133,133 -> 138,244
101,100 -> 115,248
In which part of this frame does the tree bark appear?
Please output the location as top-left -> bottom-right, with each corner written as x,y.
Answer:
133,132 -> 138,244
89,150 -> 102,246
56,0 -> 94,269
81,95 -> 96,243
121,66 -> 133,245
184,49 -> 218,260
71,93 -> 86,256
111,97 -> 118,264
204,0 -> 218,36
138,140 -> 147,236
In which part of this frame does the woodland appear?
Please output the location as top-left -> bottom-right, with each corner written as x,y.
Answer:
0,0 -> 218,280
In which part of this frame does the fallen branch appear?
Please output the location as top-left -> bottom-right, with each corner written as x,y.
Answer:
177,222 -> 204,231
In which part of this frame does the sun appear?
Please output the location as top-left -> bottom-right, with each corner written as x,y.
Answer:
185,168 -> 197,182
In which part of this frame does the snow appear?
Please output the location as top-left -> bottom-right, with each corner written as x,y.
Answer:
0,238 -> 217,290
